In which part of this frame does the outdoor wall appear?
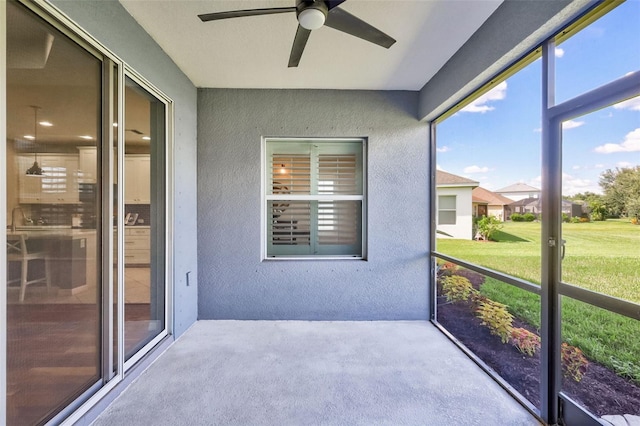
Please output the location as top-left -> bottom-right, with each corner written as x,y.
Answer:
51,0 -> 199,337
436,187 -> 474,240
198,89 -> 429,320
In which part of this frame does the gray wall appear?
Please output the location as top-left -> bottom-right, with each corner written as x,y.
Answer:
198,89 -> 429,320
418,0 -> 594,121
51,0 -> 199,337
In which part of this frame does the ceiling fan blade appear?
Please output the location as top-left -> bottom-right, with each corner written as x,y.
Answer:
288,25 -> 312,68
324,7 -> 396,49
198,7 -> 296,22
325,0 -> 347,10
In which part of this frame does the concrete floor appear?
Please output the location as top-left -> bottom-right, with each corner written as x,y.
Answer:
93,321 -> 542,426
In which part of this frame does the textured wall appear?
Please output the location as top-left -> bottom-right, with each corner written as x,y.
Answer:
51,0 -> 199,337
198,89 -> 429,320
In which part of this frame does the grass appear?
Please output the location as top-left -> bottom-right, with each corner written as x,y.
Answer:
437,220 -> 640,303
438,219 -> 640,384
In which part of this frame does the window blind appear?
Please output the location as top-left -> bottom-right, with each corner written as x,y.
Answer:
266,140 -> 364,257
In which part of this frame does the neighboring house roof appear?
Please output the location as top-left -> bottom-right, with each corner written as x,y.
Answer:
509,197 -> 540,208
495,182 -> 541,194
436,170 -> 479,188
472,186 -> 514,206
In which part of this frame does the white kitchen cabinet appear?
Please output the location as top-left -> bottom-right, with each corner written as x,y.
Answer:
124,226 -> 150,265
124,155 -> 150,204
18,154 -> 80,204
77,146 -> 97,183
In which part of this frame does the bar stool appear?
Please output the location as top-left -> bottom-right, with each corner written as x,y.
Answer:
7,234 -> 51,302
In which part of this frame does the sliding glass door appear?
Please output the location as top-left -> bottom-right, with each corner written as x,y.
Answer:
4,1 -> 171,423
5,2 -> 103,423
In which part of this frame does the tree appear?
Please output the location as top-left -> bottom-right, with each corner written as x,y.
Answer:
600,166 -> 640,218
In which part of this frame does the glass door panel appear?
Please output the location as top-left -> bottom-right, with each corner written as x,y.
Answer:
123,76 -> 166,360
6,2 -> 103,423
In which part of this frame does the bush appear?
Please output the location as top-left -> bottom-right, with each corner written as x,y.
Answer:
562,343 -> 589,382
510,213 -> 524,222
475,299 -> 514,343
522,213 -> 536,222
441,275 -> 476,303
562,213 -> 570,223
510,328 -> 541,356
570,216 -> 581,223
476,215 -> 503,241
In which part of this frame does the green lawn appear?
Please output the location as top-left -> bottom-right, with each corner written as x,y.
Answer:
437,219 -> 640,384
437,220 -> 640,303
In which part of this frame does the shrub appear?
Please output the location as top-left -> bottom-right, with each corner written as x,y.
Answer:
632,217 -> 639,225
475,299 -> 514,343
510,213 -> 524,222
561,343 -> 589,382
579,217 -> 590,223
441,275 -> 476,303
562,213 -> 570,223
522,213 -> 536,222
570,216 -> 581,224
476,215 -> 503,241
510,328 -> 541,356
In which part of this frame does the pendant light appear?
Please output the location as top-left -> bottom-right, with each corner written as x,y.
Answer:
26,105 -> 44,176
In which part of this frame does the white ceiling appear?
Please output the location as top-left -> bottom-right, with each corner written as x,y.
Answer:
119,0 -> 503,90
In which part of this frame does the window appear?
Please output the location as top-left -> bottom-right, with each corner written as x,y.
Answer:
265,138 -> 365,258
438,195 -> 456,225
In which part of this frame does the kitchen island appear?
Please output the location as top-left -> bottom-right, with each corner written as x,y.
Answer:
8,226 -> 98,297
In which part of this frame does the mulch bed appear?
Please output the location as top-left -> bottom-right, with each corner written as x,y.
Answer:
437,296 -> 640,417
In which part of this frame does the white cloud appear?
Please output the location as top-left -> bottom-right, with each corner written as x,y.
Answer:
555,47 -> 565,58
436,146 -> 450,153
460,81 -> 507,113
436,164 -> 443,171
613,97 -> 640,111
562,172 -> 599,195
617,161 -> 633,168
595,164 -> 605,169
594,128 -> 640,153
572,165 -> 581,170
463,165 -> 489,173
533,127 -> 542,133
562,120 -> 585,130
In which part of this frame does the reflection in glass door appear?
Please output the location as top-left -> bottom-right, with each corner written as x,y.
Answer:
123,76 -> 166,360
5,2 -> 103,423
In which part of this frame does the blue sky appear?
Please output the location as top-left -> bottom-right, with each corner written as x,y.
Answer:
436,1 -> 640,196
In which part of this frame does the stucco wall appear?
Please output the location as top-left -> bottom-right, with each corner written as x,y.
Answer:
198,89 -> 429,320
50,0 -> 199,337
436,187 -> 474,240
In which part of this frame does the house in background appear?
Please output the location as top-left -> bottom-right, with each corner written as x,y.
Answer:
495,182 -> 541,201
472,186 -> 513,221
436,170 -> 478,240
508,197 -> 583,220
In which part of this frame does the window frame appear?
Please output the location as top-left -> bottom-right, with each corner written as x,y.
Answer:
262,137 -> 367,260
437,195 -> 457,225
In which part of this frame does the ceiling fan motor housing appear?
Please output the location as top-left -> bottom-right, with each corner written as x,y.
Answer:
296,0 -> 328,30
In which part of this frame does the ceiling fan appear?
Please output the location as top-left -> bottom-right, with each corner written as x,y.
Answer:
198,0 -> 396,68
